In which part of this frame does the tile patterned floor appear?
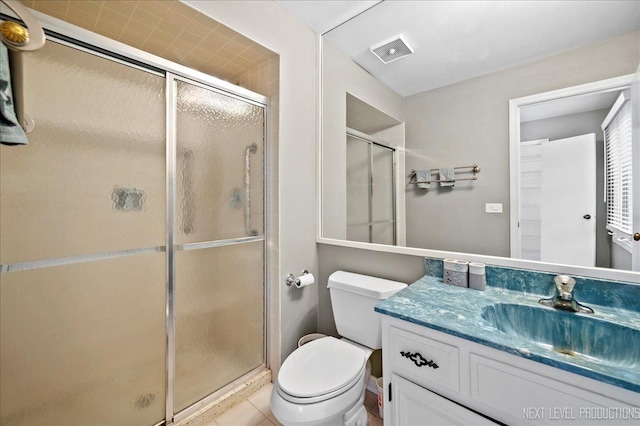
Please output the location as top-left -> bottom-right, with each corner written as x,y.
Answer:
200,383 -> 383,426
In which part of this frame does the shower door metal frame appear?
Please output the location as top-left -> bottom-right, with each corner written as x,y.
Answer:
346,128 -> 397,245
0,10 -> 271,426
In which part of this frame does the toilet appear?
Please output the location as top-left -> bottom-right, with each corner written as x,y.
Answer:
270,271 -> 407,426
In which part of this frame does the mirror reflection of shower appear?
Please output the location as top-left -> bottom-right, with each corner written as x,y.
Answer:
346,129 -> 396,245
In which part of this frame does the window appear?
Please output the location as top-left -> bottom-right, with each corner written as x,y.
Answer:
603,92 -> 633,251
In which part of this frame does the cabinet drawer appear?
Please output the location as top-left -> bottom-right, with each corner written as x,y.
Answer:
389,326 -> 460,393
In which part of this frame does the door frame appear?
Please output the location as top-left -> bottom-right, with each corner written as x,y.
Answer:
508,74 -> 634,261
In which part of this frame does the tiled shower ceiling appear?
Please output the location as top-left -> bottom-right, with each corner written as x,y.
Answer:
17,0 -> 276,84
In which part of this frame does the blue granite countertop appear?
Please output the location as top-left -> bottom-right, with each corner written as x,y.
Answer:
375,275 -> 640,393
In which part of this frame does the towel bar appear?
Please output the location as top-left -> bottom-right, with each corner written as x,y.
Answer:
409,164 -> 480,184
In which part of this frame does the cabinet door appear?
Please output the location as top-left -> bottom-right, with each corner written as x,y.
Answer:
390,374 -> 496,426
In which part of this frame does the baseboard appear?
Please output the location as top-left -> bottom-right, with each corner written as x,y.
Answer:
367,374 -> 379,394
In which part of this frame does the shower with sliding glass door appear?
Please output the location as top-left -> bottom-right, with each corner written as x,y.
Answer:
0,36 -> 267,425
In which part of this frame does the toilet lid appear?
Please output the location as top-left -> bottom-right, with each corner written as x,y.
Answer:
278,337 -> 367,398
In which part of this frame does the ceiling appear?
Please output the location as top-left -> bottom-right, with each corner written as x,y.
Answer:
274,0 -> 381,35
276,0 -> 640,97
347,93 -> 401,134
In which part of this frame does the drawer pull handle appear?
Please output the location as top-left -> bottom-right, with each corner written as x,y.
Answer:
400,351 -> 439,369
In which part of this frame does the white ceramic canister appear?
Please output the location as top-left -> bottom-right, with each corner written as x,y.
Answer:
469,262 -> 486,291
443,259 -> 469,287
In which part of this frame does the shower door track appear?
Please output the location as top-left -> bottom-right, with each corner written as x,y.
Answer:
0,10 -> 271,426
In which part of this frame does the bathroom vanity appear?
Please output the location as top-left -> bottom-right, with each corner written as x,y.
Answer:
376,272 -> 640,425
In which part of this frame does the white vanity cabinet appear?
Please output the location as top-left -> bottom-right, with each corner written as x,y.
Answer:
381,316 -> 640,425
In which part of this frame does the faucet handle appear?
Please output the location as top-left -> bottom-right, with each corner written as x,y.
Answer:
554,275 -> 575,299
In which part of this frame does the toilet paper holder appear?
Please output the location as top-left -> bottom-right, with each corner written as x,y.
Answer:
286,270 -> 310,287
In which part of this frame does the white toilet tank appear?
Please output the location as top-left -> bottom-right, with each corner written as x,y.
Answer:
328,271 -> 407,349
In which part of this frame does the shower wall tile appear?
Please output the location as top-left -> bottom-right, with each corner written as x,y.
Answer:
20,0 -> 68,20
268,297 -> 281,380
66,3 -> 99,29
103,1 -> 137,19
239,56 -> 280,99
20,0 -> 277,86
269,330 -> 282,380
266,87 -> 280,375
138,0 -> 175,20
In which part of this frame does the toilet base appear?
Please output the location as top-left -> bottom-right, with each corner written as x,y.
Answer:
271,373 -> 366,426
343,400 -> 368,426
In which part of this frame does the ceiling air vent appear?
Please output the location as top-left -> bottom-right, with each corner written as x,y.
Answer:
370,35 -> 414,64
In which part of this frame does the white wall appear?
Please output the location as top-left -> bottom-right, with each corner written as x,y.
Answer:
183,0 -> 319,369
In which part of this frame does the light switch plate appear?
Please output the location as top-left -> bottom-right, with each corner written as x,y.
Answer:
485,203 -> 503,214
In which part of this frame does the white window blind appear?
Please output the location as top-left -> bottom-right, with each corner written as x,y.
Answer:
603,93 -> 633,249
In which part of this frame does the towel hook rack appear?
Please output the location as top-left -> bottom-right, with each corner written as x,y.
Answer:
409,164 -> 481,184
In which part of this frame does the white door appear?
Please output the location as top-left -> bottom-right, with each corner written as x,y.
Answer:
540,134 -> 596,266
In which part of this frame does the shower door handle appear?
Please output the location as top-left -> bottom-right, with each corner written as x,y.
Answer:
244,144 -> 258,236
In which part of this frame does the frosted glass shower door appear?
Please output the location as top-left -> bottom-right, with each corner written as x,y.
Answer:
346,136 -> 371,242
173,80 -> 265,412
0,41 -> 166,425
345,133 -> 396,244
371,145 -> 395,245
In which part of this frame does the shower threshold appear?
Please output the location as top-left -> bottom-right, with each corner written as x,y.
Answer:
173,367 -> 271,426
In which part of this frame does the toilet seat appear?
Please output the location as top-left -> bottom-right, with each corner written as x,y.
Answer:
276,365 -> 365,405
276,337 -> 367,404
271,366 -> 368,426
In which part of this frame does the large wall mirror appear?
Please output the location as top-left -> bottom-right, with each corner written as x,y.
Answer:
319,1 -> 640,277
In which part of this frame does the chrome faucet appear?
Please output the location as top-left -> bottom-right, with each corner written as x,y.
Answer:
538,275 -> 594,314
